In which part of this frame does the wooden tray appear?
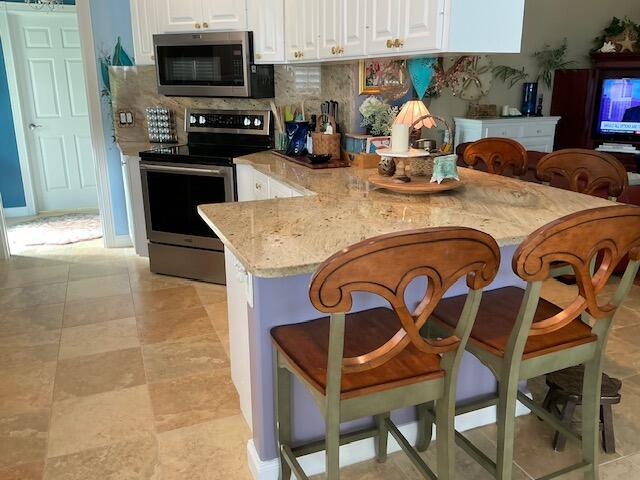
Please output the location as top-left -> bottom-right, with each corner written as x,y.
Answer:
369,175 -> 464,195
273,150 -> 350,169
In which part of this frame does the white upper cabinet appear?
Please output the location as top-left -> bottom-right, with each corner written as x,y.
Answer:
130,0 -> 158,65
157,0 -> 203,32
157,0 -> 247,33
202,0 -> 247,31
319,0 -> 366,59
400,0 -> 443,52
366,0 -> 401,55
284,0 -> 318,62
248,0 -> 285,63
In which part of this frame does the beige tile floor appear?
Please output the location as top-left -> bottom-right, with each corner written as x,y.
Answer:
1,240 -> 640,479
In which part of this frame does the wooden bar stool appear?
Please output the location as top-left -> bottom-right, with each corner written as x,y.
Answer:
429,205 -> 640,480
271,227 -> 500,479
536,149 -> 629,201
462,138 -> 528,177
542,365 -> 622,454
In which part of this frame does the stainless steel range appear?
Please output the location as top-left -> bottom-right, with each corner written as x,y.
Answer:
139,108 -> 273,284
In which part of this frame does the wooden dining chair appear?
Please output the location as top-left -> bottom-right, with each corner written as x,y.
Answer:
536,148 -> 629,201
271,227 -> 500,479
462,138 -> 528,177
428,205 -> 640,480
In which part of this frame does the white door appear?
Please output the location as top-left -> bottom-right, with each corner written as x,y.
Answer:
9,10 -> 98,212
342,0 -> 366,57
157,0 -> 203,32
319,0 -> 341,59
366,0 -> 401,55
130,0 -> 159,65
400,0 -> 443,52
202,0 -> 247,31
247,0 -> 285,63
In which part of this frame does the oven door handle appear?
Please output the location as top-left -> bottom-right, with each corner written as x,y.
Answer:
140,164 -> 224,175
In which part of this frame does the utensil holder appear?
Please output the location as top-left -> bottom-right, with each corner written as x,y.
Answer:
311,114 -> 341,161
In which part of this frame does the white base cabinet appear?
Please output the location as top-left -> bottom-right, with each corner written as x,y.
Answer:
236,164 -> 304,201
121,155 -> 149,257
454,117 -> 562,153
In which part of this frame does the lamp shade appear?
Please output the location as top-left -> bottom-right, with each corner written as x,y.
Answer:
394,100 -> 436,129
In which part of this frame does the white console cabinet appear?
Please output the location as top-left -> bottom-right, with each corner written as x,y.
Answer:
454,117 -> 562,153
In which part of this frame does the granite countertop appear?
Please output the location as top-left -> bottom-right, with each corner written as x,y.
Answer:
117,140 -> 156,157
198,151 -> 615,278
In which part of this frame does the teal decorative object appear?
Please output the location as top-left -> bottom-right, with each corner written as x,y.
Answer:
407,57 -> 437,99
100,37 -> 134,92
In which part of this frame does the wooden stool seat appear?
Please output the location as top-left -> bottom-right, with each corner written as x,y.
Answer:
432,287 -> 597,359
543,365 -> 622,454
272,307 -> 445,400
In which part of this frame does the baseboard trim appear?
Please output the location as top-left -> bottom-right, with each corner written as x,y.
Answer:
106,234 -> 132,248
247,400 -> 530,479
3,206 -> 34,218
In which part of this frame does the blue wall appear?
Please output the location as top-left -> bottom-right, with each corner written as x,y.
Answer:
0,38 -> 25,208
89,0 -> 133,236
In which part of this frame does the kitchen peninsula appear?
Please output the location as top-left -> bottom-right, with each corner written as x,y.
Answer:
198,151 -> 614,477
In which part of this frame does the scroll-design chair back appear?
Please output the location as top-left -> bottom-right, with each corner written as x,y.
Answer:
462,137 -> 528,177
535,148 -> 628,201
430,205 -> 640,480
272,227 -> 500,480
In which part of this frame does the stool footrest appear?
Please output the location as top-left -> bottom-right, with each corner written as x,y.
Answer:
385,418 -> 437,480
456,429 -> 497,475
282,445 -> 309,480
517,391 -> 581,444
536,460 -> 592,480
291,426 -> 379,457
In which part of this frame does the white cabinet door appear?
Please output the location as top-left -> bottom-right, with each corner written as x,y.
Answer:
202,0 -> 247,31
400,0 -> 443,52
319,0 -> 341,59
247,0 -> 285,63
342,0 -> 366,57
157,0 -> 204,33
130,0 -> 159,65
284,0 -> 318,62
366,0 -> 401,55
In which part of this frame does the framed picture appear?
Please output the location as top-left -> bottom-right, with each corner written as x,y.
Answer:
359,59 -> 405,95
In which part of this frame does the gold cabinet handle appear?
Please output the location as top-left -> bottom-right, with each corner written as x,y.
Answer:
386,39 -> 394,49
256,53 -> 262,59
203,22 -> 209,28
331,46 -> 337,55
255,182 -> 262,190
293,51 -> 299,58
298,51 -> 304,58
394,38 -> 404,48
195,23 -> 201,29
339,47 -> 345,54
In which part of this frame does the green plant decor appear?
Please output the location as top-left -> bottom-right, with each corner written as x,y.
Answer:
359,97 -> 399,136
493,39 -> 574,89
592,17 -> 640,52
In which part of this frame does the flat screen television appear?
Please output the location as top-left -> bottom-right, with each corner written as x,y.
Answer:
595,78 -> 640,141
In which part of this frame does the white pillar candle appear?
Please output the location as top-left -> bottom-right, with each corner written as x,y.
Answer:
391,123 -> 410,153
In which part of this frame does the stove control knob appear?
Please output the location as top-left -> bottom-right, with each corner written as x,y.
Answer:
243,117 -> 251,127
199,116 -> 206,125
190,115 -> 197,125
254,118 -> 262,127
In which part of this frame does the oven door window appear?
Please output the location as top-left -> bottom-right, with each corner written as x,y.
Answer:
157,44 -> 245,87
145,170 -> 228,239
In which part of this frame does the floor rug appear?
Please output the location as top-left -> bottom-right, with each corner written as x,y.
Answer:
8,213 -> 103,246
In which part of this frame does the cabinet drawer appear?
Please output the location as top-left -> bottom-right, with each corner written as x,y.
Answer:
519,137 -> 554,153
484,125 -> 521,138
521,123 -> 556,138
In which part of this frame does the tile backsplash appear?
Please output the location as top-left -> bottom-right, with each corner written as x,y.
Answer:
109,63 -> 358,154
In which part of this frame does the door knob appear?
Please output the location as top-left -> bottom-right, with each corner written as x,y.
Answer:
28,123 -> 42,131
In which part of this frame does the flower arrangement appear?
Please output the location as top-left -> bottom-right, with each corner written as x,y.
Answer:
359,97 -> 398,136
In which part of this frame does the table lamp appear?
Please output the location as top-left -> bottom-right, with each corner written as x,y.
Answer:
394,99 -> 437,146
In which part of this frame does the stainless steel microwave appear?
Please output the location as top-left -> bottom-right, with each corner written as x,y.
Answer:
153,31 -> 274,98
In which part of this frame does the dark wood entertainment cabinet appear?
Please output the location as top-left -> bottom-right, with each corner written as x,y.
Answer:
550,52 -> 640,173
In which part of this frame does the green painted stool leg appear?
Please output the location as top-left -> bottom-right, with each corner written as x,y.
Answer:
325,415 -> 341,479
274,350 -> 292,480
582,357 -> 604,480
415,402 -> 434,452
374,413 -> 390,462
496,376 -> 520,480
435,394 -> 456,479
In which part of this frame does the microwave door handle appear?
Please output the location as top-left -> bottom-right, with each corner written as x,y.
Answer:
140,164 -> 223,175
